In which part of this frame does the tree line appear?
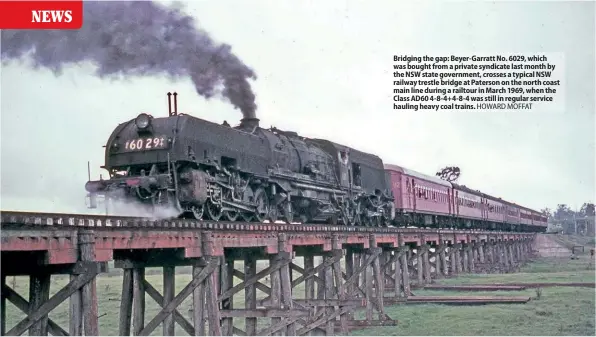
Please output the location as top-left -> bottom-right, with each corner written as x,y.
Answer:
541,203 -> 595,221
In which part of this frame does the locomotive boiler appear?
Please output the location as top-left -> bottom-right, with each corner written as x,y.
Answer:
85,93 -> 395,226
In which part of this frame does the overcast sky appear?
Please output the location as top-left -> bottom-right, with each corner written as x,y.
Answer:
1,0 -> 594,214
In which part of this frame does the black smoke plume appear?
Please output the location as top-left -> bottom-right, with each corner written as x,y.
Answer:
1,1 -> 257,118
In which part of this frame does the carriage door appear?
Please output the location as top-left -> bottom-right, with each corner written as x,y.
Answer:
454,190 -> 460,216
410,178 -> 417,211
406,178 -> 412,209
337,150 -> 350,188
448,188 -> 452,215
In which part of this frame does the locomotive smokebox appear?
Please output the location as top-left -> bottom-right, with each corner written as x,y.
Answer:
239,117 -> 260,131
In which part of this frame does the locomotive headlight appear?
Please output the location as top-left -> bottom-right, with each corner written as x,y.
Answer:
135,113 -> 152,130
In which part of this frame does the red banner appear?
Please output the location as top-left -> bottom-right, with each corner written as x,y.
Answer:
0,0 -> 83,29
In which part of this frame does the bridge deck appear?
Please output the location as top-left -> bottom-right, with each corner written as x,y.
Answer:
1,211 -> 532,264
0,211 -> 536,336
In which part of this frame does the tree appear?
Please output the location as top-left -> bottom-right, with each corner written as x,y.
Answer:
579,202 -> 595,217
540,207 -> 553,219
553,204 -> 574,221
436,166 -> 461,183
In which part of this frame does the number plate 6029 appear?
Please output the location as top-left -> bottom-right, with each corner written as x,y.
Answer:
123,136 -> 168,152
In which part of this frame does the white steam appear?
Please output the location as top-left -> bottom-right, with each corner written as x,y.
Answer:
93,196 -> 181,220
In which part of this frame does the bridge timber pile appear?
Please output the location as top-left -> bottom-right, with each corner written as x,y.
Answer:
0,211 -> 536,336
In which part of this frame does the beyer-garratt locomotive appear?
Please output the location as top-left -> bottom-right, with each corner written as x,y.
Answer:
85,92 -> 396,226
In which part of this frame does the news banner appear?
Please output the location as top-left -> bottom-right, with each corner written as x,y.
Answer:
0,1 -> 83,30
392,53 -> 565,112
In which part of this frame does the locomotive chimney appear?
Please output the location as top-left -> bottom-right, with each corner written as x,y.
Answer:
167,92 -> 178,116
239,117 -> 260,131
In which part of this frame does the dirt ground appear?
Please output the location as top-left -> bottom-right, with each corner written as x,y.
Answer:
533,234 -> 572,257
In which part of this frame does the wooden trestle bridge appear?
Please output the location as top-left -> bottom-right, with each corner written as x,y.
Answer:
0,211 -> 536,336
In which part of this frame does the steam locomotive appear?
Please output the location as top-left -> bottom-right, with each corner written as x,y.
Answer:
85,93 -> 395,226
85,93 -> 547,232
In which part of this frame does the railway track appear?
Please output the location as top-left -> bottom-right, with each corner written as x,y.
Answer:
0,210 -> 529,234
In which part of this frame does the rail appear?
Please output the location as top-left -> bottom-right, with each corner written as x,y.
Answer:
0,210 -> 529,235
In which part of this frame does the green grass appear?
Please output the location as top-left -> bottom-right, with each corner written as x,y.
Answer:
3,257 -> 595,336
351,287 -> 594,336
351,256 -> 596,336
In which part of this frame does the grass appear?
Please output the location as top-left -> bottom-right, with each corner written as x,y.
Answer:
3,256 -> 595,336
551,234 -> 596,255
352,256 -> 596,336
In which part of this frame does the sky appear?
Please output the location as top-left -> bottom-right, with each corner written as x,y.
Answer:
1,0 -> 594,214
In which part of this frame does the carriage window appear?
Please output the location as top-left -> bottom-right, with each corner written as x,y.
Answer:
351,163 -> 361,187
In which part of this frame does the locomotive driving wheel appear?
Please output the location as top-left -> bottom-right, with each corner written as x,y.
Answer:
252,187 -> 270,223
222,189 -> 239,221
205,199 -> 222,221
269,201 -> 293,224
191,205 -> 204,220
223,209 -> 238,221
240,212 -> 254,222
